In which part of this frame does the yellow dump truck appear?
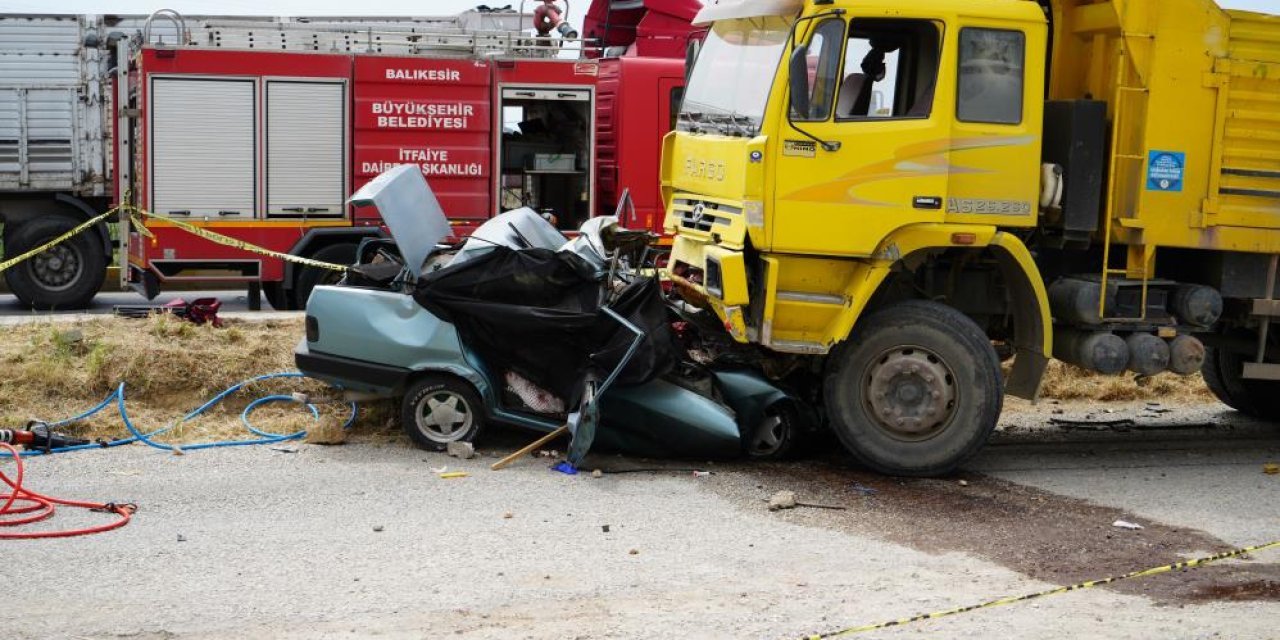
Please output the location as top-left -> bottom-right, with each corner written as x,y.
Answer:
662,0 -> 1280,475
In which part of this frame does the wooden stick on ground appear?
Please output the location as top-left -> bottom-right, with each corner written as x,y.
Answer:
490,425 -> 569,471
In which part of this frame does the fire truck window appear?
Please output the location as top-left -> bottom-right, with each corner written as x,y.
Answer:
792,18 -> 845,121
836,19 -> 941,120
957,28 -> 1025,125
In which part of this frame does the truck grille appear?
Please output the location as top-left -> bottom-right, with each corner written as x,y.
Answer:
672,197 -> 741,233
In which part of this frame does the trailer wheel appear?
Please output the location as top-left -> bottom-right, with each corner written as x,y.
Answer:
3,216 -> 106,310
293,243 -> 356,309
401,375 -> 486,451
1202,346 -> 1280,420
824,300 -> 1003,476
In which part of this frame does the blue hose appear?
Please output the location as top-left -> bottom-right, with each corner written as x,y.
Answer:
2,372 -> 357,457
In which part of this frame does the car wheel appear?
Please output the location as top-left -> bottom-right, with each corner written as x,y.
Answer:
745,403 -> 798,460
401,375 -> 486,451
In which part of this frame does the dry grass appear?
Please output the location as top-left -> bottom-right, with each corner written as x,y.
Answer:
0,314 -> 397,445
0,316 -> 1215,445
1026,360 -> 1213,403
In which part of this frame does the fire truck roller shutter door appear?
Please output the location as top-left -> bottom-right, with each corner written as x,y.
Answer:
267,80 -> 347,217
150,78 -> 256,218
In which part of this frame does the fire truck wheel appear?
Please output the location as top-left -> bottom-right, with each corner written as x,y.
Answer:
293,243 -> 357,308
261,282 -> 290,311
401,375 -> 487,451
1202,346 -> 1280,420
4,216 -> 106,310
824,300 -> 1003,477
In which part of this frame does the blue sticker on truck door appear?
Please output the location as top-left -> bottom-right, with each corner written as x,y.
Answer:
1147,151 -> 1185,192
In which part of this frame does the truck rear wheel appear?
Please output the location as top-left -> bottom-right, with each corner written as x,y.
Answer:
1202,346 -> 1280,420
4,216 -> 106,310
293,243 -> 357,309
824,300 -> 1003,476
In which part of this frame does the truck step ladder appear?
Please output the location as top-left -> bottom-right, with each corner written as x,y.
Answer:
1097,45 -> 1152,322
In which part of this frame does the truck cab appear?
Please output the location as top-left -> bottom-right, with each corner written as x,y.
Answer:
664,0 -> 1280,475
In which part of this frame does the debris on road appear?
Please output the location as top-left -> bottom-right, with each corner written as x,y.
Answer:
439,471 -> 468,479
1264,463 -> 1279,475
958,479 -> 970,487
305,417 -> 347,445
851,482 -> 878,496
447,441 -> 476,459
373,525 -> 384,532
1051,417 -> 1137,430
768,490 -> 797,511
114,297 -> 224,327
591,469 -> 603,478
1112,520 -> 1145,530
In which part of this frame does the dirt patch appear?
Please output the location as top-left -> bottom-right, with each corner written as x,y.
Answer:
706,459 -> 1280,606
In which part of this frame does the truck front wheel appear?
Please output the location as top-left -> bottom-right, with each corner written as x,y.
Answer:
824,300 -> 1004,476
4,216 -> 106,310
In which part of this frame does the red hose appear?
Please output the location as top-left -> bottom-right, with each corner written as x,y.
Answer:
0,443 -> 135,539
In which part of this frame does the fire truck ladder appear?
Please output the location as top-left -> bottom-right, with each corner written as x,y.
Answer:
1097,45 -> 1152,322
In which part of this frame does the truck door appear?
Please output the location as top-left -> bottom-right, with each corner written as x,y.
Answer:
772,14 -> 950,256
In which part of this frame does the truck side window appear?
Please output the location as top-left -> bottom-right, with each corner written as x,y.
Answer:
957,28 -> 1025,125
836,19 -> 941,120
792,19 -> 846,121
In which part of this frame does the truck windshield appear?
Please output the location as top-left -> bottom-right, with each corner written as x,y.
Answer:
678,16 -> 795,136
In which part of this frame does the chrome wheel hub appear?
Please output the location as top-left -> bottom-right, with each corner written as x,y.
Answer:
415,391 -> 473,442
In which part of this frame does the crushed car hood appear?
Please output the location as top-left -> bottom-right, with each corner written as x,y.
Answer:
347,164 -> 451,279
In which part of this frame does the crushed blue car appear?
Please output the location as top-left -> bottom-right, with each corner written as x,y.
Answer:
295,165 -> 806,463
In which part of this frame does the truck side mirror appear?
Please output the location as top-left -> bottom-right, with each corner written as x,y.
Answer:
788,44 -> 810,118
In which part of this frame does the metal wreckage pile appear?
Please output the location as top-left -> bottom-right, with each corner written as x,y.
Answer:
296,165 -> 810,468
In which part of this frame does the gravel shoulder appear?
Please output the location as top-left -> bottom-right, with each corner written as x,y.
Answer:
4,402 -> 1279,639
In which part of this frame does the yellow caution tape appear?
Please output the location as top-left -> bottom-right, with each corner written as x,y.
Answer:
800,539 -> 1280,638
0,208 -> 117,275
127,209 -> 349,272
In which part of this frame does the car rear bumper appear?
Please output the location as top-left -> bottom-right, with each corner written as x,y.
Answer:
294,338 -> 410,397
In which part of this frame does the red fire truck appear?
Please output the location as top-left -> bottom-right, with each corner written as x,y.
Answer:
1,1 -> 699,310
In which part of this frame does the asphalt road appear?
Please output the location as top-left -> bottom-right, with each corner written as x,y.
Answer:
0,289 -> 305,325
4,401 -> 1279,639
0,289 -> 263,316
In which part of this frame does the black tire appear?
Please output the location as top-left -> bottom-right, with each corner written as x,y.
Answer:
400,375 -> 487,451
4,216 -> 106,310
1202,346 -> 1280,420
261,281 -> 291,311
293,243 -> 356,309
824,300 -> 1003,476
745,402 -> 799,461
